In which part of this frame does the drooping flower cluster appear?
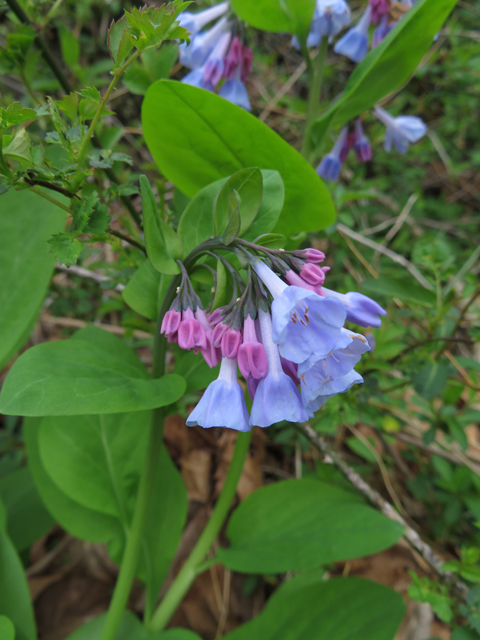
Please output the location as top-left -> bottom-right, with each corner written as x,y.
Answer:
162,243 -> 386,432
179,2 -> 253,111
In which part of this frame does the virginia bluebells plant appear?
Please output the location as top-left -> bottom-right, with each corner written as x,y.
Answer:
178,2 -> 253,110
374,105 -> 427,154
292,0 -> 351,49
162,240 -> 386,431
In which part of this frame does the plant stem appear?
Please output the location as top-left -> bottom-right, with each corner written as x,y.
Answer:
148,428 -> 252,633
301,37 -> 328,162
29,186 -> 72,214
76,52 -> 139,168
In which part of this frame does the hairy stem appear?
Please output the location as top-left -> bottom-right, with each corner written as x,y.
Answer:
301,37 -> 328,161
148,429 -> 252,632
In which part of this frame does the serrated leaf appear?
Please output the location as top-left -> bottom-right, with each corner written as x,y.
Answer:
140,175 -> 182,275
221,190 -> 241,245
48,233 -> 84,266
56,92 -> 79,122
72,192 -> 98,233
108,16 -> 132,64
253,233 -> 286,249
85,202 -> 110,235
2,128 -> 32,165
79,87 -> 102,103
0,102 -> 37,129
124,3 -> 191,53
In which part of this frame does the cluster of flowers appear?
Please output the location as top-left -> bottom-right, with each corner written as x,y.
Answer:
302,0 -> 426,180
161,243 -> 386,432
178,1 -> 253,111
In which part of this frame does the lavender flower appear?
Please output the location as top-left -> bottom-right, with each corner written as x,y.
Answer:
179,1 -> 229,35
334,5 -> 372,63
372,15 -> 394,46
353,119 -> 372,162
203,31 -> 232,89
187,357 -> 250,431
323,287 -> 386,328
179,16 -> 230,70
253,259 -> 346,364
218,66 -> 251,111
317,127 -> 348,182
238,314 -> 268,380
181,67 -> 213,91
374,106 -> 427,154
369,0 -> 390,24
292,0 -> 350,49
250,309 -> 312,428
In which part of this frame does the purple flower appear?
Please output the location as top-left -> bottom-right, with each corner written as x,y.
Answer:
372,15 -> 394,46
218,66 -> 251,111
305,370 -> 364,412
195,308 -> 221,368
298,329 -> 370,408
179,1 -> 229,35
317,126 -> 348,182
304,248 -> 326,264
238,314 -> 268,380
292,0 -> 350,49
187,357 -> 250,431
161,309 -> 181,343
181,67 -> 213,91
285,269 -> 324,295
178,307 -> 207,352
253,259 -> 346,364
203,31 -> 232,89
334,5 -> 371,63
224,36 -> 243,79
369,0 -> 390,24
300,263 -> 327,286
250,310 -> 311,428
179,16 -> 230,70
353,119 -> 372,162
374,106 -> 427,154
322,287 -> 386,328
221,327 -> 242,359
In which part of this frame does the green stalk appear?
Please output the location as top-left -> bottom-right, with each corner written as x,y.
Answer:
148,428 -> 252,633
301,37 -> 329,162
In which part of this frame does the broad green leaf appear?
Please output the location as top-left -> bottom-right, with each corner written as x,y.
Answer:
122,259 -> 172,321
361,277 -> 436,307
412,362 -> 450,400
67,610 -> 201,640
212,258 -> 228,311
213,168 -> 263,236
38,410 -> 188,615
59,25 -> 80,68
452,630 -> 479,640
0,326 -> 186,416
142,81 -> 334,237
218,479 -> 403,573
178,170 -> 284,256
230,0 -> 315,37
312,0 -> 458,145
253,233 -> 286,249
2,129 -> 32,165
0,189 -> 66,369
221,190 -> 242,245
0,467 -> 54,552
24,418 -> 122,543
223,575 -> 405,640
0,616 -> 15,640
0,500 -> 36,640
140,175 -> 182,275
0,102 -> 36,129
173,348 -> 219,393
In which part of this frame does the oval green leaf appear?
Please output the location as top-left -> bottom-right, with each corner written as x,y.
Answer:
213,168 -> 263,236
218,479 -> 404,573
0,327 -> 186,416
142,81 -> 334,237
230,0 -> 315,39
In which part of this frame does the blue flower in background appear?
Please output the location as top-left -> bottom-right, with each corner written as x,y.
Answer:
178,1 -> 229,35
292,0 -> 350,49
179,15 -> 230,69
334,5 -> 372,63
218,67 -> 251,111
322,288 -> 387,328
186,357 -> 250,431
316,127 -> 349,182
374,106 -> 427,154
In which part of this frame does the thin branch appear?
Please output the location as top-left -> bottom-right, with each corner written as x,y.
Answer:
55,264 -> 125,292
110,230 -> 146,254
298,424 -> 469,600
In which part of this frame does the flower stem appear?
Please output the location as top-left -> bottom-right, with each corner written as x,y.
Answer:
147,429 -> 252,633
301,37 -> 329,162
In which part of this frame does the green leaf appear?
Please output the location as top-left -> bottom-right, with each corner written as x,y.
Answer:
0,326 -> 186,416
56,92 -> 79,122
178,170 -> 284,256
0,189 -> 66,369
0,616 -> 15,640
223,575 -> 405,640
212,258 -> 228,311
47,232 -> 84,267
253,233 -> 286,249
213,168 -> 263,236
361,277 -> 436,307
0,467 -> 54,552
452,630 -> 480,640
38,412 -> 188,610
142,81 -> 334,237
0,501 -> 36,640
140,175 -> 182,275
123,260 -> 172,321
123,3 -> 191,53
2,129 -> 32,165
72,191 -> 98,233
173,348 -> 219,393
413,362 -> 450,400
0,102 -> 36,129
230,0 -> 315,38
218,479 -> 404,573
221,190 -> 241,245
312,0 -> 458,145
24,417 -> 122,543
108,16 -> 133,65
59,25 -> 80,68
85,202 -> 111,235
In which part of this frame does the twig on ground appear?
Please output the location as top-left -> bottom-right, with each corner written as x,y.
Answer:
56,264 -> 125,292
297,424 -> 470,600
40,313 -> 152,341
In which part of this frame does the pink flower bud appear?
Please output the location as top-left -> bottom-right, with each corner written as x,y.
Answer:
241,46 -> 253,81
238,342 -> 268,380
161,309 -> 181,340
300,263 -> 327,286
212,322 -> 229,348
224,36 -> 243,80
221,328 -> 242,359
285,269 -> 325,296
247,376 -> 259,401
304,248 -> 325,264
201,333 -> 222,368
209,307 -> 225,326
178,308 -> 207,352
